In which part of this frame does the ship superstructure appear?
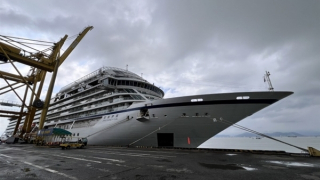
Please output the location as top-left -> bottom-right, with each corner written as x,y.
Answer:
2,67 -> 293,148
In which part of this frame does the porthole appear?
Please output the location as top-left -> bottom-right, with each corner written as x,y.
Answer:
77,133 -> 79,136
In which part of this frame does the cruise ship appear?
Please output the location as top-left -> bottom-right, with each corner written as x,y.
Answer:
1,66 -> 293,148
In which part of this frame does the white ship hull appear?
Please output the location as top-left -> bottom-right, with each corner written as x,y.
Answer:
64,91 -> 292,148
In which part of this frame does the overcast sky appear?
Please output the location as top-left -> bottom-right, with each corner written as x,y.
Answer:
1,0 -> 320,139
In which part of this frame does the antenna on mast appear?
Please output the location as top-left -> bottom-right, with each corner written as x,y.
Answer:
264,71 -> 274,91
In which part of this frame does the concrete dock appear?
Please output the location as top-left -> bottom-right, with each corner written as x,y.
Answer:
0,144 -> 319,180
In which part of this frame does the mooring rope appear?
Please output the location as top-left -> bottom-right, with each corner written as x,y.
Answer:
213,117 -> 308,152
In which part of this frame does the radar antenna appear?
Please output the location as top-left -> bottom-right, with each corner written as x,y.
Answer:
264,71 -> 274,91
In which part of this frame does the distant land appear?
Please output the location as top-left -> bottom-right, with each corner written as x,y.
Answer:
235,132 -> 303,137
215,131 -> 320,137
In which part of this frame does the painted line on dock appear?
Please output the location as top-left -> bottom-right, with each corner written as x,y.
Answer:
13,149 -> 103,164
89,148 -> 189,154
85,150 -> 177,158
0,147 -> 16,152
23,161 -> 78,180
0,154 -> 12,163
90,157 -> 125,163
0,153 -> 78,180
0,154 -> 12,158
72,154 -> 126,163
51,154 -> 102,164
10,149 -> 126,165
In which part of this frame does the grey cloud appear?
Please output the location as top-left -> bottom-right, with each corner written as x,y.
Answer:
1,0 -> 320,136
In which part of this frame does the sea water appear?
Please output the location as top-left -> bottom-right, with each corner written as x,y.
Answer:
199,137 -> 320,153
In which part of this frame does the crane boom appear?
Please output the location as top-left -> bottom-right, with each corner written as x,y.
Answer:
38,26 -> 94,130
59,26 -> 93,67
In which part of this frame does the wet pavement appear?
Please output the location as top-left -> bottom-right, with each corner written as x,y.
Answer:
0,143 -> 320,180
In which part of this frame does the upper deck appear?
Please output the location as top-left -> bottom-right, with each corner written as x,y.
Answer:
59,67 -> 146,93
53,66 -> 164,104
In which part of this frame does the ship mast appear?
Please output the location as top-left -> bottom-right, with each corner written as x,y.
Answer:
264,71 -> 274,91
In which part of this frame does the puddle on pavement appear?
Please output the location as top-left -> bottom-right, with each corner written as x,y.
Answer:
241,166 -> 257,171
267,161 -> 315,167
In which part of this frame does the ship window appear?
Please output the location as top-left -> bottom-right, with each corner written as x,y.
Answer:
77,133 -> 79,136
112,115 -> 114,117
191,98 -> 203,102
237,96 -> 250,100
116,115 -> 118,117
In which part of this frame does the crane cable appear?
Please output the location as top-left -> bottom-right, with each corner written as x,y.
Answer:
213,117 -> 308,152
0,34 -> 61,57
0,35 -> 54,43
0,37 -> 50,57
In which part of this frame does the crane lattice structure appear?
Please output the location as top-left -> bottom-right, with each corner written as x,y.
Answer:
0,26 -> 93,138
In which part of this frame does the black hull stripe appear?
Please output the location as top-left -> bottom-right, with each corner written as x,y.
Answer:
76,99 -> 278,121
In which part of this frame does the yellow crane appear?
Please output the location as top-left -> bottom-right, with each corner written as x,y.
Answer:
0,26 -> 93,138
